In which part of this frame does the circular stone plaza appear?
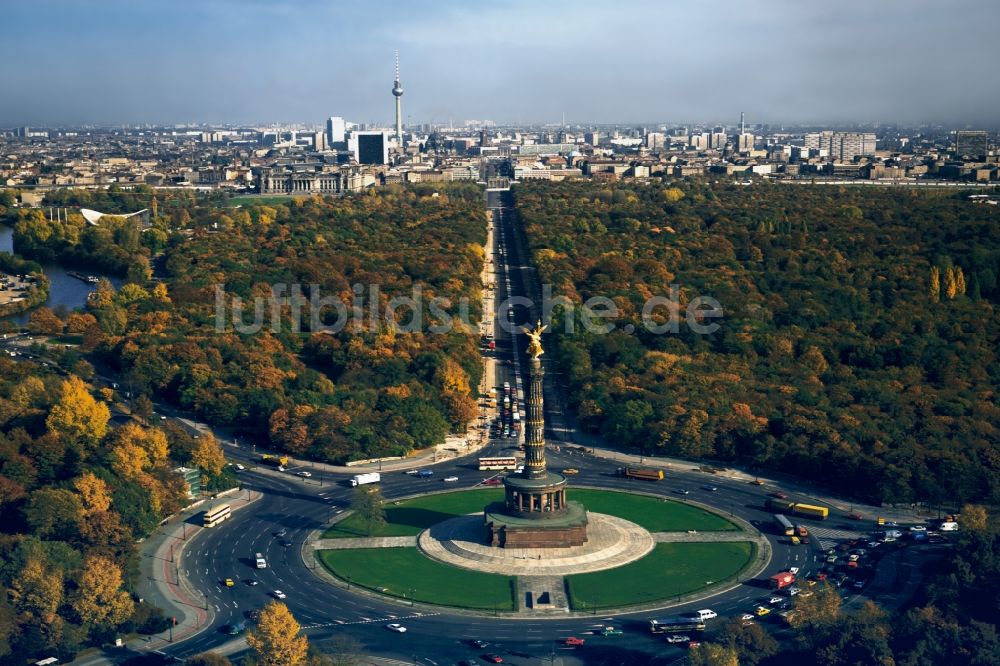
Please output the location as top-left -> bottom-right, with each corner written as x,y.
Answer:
306,327 -> 770,615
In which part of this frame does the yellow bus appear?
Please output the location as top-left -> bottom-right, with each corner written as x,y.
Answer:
203,503 -> 232,528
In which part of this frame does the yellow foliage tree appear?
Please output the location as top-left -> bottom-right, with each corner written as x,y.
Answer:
10,556 -> 63,626
662,187 -> 685,203
245,601 -> 309,666
115,423 -> 169,466
960,504 -> 989,533
46,376 -> 111,447
74,472 -> 112,515
152,282 -> 171,303
956,266 -> 967,295
73,555 -> 134,627
945,266 -> 958,300
112,443 -> 151,480
689,643 -> 739,666
929,266 -> 940,302
10,376 -> 46,409
191,432 -> 226,476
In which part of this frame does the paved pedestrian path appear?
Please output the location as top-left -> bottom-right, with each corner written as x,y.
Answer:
312,536 -> 418,550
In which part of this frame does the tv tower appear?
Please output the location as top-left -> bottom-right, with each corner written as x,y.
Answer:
740,111 -> 745,135
392,50 -> 404,144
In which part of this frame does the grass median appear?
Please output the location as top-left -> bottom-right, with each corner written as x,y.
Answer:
566,542 -> 756,610
316,547 -> 516,611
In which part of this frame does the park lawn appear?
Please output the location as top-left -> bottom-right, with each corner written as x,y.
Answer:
570,489 -> 739,531
316,547 -> 515,610
323,488 -> 505,538
566,542 -> 755,610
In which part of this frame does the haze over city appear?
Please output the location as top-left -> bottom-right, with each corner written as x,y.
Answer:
5,0 -> 1000,127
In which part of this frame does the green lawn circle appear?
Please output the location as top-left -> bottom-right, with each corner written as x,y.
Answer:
315,487 -> 757,612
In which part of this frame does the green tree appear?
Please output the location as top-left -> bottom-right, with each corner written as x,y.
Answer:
350,485 -> 386,536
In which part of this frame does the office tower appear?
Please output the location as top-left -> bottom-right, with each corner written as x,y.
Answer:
955,130 -> 988,159
738,133 -> 754,152
392,50 -> 404,144
351,131 -> 389,165
326,116 -> 346,146
711,132 -> 728,149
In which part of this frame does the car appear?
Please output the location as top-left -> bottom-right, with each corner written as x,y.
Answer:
277,466 -> 286,472
687,641 -> 702,649
665,635 -> 690,644
281,540 -> 293,548
910,525 -> 927,532
815,572 -> 828,581
848,512 -> 864,520
799,590 -> 815,597
853,580 -> 866,590
226,622 -> 246,635
385,623 -> 406,633
563,468 -> 579,475
484,654 -> 504,664
469,640 -> 490,649
297,471 -> 312,478
768,596 -> 783,604
275,529 -> 287,537
771,491 -> 789,499
849,554 -> 860,562
827,554 -> 838,564
702,485 -> 718,491
482,478 -> 502,486
245,579 -> 258,586
755,606 -> 771,616
740,613 -> 756,623
786,587 -> 800,596
750,479 -> 765,485
601,626 -> 623,636
405,469 -> 420,475
444,476 -> 459,482
272,590 -> 286,599
789,567 -> 800,575
804,578 -> 818,586
674,488 -> 690,495
224,578 -> 235,587
563,637 -> 585,646
234,464 -> 246,471
246,609 -> 261,621
884,521 -> 898,527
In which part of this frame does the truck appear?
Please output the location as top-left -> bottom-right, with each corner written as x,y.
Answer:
764,498 -> 829,521
769,572 -> 796,590
616,467 -> 664,481
255,553 -> 267,569
417,469 -> 434,478
350,472 -> 381,487
260,454 -> 289,468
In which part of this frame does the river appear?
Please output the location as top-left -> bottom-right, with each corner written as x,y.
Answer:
1,223 -> 122,321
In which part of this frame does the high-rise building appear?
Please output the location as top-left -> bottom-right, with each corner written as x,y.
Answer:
326,116 -> 346,146
738,133 -> 755,152
804,131 -> 876,161
392,50 -> 404,145
955,130 -> 988,159
710,132 -> 728,149
350,131 -> 389,165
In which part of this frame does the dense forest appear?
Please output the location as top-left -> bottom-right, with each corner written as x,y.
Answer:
0,356 -> 232,662
515,180 -> 1000,505
23,184 -> 489,462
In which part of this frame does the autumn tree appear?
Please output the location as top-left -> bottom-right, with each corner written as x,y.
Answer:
191,432 -> 226,476
74,472 -> 112,515
350,485 -> 386,536
187,654 -> 231,666
689,642 -> 739,666
960,504 -> 989,534
72,555 -> 134,628
46,376 -> 111,447
9,555 -> 63,643
27,307 -> 64,335
245,601 -> 309,666
718,619 -> 778,666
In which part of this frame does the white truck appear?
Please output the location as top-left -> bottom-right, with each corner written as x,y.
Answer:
350,472 -> 381,487
255,553 -> 267,569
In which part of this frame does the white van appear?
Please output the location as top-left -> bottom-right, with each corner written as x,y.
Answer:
691,609 -> 717,621
940,521 -> 959,531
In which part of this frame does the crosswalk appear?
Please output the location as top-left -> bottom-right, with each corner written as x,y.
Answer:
302,612 -> 440,630
807,525 -> 867,550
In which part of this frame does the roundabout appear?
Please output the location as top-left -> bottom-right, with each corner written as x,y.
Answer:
309,488 -> 767,614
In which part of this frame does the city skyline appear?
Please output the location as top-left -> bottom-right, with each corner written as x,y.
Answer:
4,0 -> 1000,127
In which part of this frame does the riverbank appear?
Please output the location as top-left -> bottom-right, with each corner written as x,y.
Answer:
0,252 -> 49,319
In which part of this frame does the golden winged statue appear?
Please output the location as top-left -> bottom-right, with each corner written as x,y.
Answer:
522,320 -> 547,359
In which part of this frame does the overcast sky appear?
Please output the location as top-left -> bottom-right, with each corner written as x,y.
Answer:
3,0 -> 998,127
